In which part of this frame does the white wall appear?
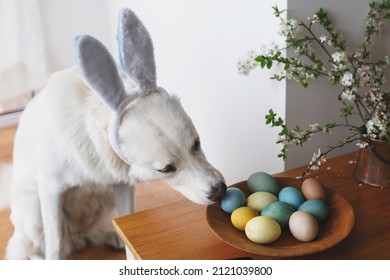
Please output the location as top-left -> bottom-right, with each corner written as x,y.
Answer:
39,0 -> 111,73
107,0 -> 287,184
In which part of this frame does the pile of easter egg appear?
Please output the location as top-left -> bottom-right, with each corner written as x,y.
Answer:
220,172 -> 329,244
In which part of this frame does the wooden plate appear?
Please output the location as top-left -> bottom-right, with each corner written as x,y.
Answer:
206,177 -> 355,257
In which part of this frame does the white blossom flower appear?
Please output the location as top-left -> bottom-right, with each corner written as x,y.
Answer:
341,72 -> 354,86
366,117 -> 386,138
279,18 -> 301,38
340,88 -> 356,101
332,51 -> 347,63
309,149 -> 326,170
356,140 -> 369,148
309,123 -> 320,130
237,61 -> 251,75
311,14 -> 318,23
237,44 -> 283,76
352,51 -> 364,66
367,86 -> 382,103
356,65 -> 371,86
319,35 -> 328,43
237,50 -> 259,75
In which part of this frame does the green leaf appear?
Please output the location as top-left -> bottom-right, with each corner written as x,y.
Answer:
340,105 -> 353,117
272,5 -> 286,18
261,59 -> 267,68
277,153 -> 286,159
300,78 -> 309,88
265,109 -> 275,125
316,8 -> 330,26
255,55 -> 263,62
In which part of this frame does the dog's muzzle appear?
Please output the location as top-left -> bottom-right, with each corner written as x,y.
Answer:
208,181 -> 227,203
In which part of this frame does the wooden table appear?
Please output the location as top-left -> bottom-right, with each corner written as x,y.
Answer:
113,152 -> 390,260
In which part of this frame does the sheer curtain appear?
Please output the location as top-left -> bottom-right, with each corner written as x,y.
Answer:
0,0 -> 48,116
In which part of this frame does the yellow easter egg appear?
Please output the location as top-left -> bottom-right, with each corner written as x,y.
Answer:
246,191 -> 278,212
245,216 -> 281,244
230,206 -> 258,231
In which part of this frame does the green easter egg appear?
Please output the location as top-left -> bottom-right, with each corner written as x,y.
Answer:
261,201 -> 295,228
247,172 -> 280,196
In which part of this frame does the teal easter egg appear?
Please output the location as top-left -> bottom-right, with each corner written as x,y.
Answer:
278,186 -> 305,209
220,187 -> 246,214
298,199 -> 329,223
247,172 -> 280,196
261,201 -> 295,228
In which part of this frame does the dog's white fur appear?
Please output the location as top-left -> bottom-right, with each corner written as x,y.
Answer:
0,67 -> 225,259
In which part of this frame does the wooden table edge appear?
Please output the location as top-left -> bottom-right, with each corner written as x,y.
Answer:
112,218 -> 142,260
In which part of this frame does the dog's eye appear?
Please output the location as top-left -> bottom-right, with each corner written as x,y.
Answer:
192,138 -> 201,153
157,164 -> 177,173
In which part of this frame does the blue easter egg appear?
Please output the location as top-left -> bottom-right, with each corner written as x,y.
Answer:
278,186 -> 305,209
220,187 -> 246,213
298,199 -> 329,223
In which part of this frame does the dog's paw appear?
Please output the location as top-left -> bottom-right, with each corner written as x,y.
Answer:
104,231 -> 125,250
30,252 -> 45,260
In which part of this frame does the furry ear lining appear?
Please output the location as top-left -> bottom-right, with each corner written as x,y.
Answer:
74,35 -> 128,112
117,8 -> 157,91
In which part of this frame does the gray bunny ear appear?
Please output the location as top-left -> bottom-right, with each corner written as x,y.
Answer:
117,8 -> 157,91
74,35 -> 131,112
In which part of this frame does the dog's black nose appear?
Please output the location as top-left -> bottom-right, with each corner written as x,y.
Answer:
208,181 -> 227,202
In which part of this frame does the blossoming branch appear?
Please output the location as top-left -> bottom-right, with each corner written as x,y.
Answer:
238,1 -> 390,177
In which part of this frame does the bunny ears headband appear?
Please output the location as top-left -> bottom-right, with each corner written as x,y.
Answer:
74,8 -> 161,165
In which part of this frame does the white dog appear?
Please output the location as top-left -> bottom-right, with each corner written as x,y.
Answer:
0,9 -> 226,259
